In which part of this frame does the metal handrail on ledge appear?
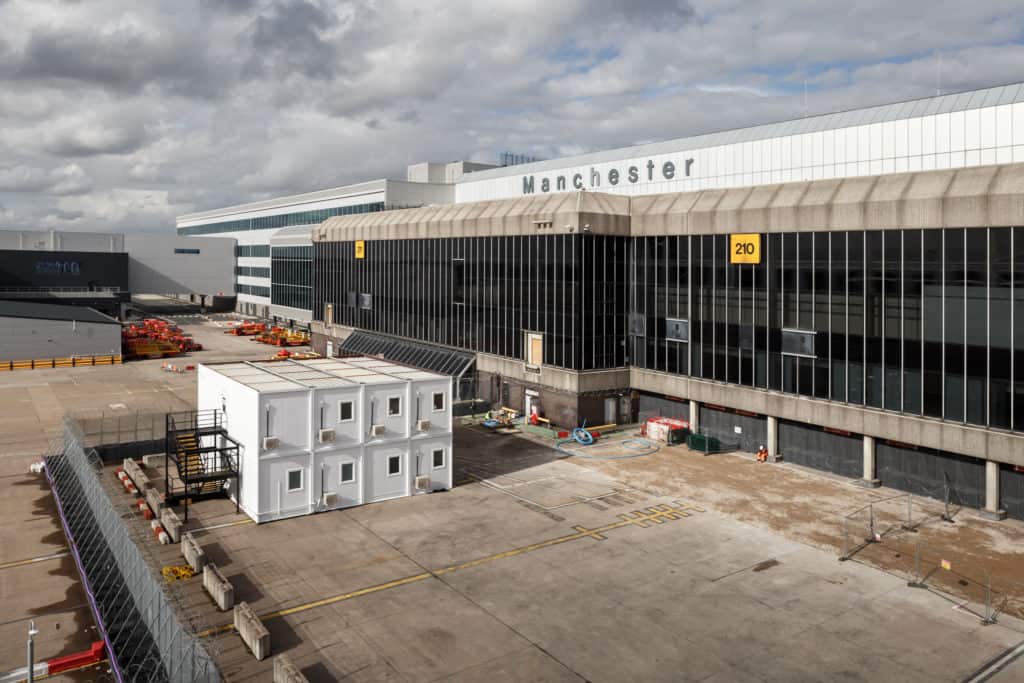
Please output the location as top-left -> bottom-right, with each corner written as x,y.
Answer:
0,285 -> 122,293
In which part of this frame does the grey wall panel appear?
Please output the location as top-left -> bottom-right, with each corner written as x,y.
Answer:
125,234 -> 235,295
700,407 -> 766,453
0,316 -> 120,360
638,394 -> 689,422
999,465 -> 1024,521
779,420 -> 861,477
876,442 -> 985,510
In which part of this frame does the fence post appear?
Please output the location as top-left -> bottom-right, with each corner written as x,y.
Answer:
983,571 -> 996,625
942,474 -> 955,523
907,538 -> 925,588
839,516 -> 849,561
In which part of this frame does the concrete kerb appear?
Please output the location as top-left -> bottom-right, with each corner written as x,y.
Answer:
203,563 -> 234,611
234,601 -> 270,661
181,531 -> 207,573
274,654 -> 309,683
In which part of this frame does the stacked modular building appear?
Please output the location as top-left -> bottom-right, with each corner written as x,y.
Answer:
198,357 -> 453,523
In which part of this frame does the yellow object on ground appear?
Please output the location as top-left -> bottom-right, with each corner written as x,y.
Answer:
162,565 -> 195,583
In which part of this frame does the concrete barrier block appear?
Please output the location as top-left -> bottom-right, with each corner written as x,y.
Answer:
121,459 -> 152,490
274,654 -> 308,683
142,454 -> 164,468
160,508 -> 182,544
234,602 -> 270,661
181,532 -> 207,573
203,563 -> 234,611
146,488 -> 165,514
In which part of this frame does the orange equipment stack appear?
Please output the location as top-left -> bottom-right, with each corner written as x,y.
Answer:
122,318 -> 203,360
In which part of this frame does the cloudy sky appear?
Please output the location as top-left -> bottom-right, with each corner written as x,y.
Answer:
0,0 -> 1022,234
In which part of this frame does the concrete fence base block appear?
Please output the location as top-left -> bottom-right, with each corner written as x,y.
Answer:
273,654 -> 309,683
234,602 -> 270,661
852,478 -> 881,489
181,532 -> 207,573
121,458 -> 152,490
142,454 -> 163,468
146,488 -> 165,515
202,563 -> 234,611
160,508 -> 182,544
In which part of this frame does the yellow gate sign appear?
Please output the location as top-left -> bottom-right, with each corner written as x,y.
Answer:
355,240 -> 365,259
730,233 -> 761,264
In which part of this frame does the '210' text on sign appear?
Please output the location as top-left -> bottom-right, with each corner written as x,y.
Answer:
729,234 -> 761,264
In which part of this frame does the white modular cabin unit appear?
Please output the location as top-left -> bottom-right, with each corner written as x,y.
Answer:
197,357 -> 453,523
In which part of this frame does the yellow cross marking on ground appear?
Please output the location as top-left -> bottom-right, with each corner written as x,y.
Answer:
198,500 -> 703,638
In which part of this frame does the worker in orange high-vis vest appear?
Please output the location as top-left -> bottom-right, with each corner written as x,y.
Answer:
756,444 -> 769,462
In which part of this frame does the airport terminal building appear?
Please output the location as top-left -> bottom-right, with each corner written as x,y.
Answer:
184,82 -> 1024,520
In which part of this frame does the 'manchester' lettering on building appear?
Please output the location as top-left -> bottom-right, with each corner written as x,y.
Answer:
522,158 -> 694,195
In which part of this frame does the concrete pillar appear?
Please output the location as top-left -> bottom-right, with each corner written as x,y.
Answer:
689,400 -> 699,432
981,460 -> 1007,521
766,416 -> 778,461
854,435 -> 881,488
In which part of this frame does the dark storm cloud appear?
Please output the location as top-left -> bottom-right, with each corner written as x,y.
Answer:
598,0 -> 696,28
43,121 -> 151,157
243,0 -> 343,80
4,25 -> 227,98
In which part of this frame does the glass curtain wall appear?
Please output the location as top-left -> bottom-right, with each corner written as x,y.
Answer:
630,227 -> 1022,432
313,235 -> 628,371
271,246 -> 313,311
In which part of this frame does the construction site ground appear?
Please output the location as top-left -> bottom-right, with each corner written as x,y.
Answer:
0,312 -> 304,681
1,312 -> 1022,681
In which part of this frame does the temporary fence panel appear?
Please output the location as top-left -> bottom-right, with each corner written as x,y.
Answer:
699,406 -> 766,454
778,420 -> 861,477
638,394 -> 689,423
999,464 -> 1024,521
876,441 -> 985,511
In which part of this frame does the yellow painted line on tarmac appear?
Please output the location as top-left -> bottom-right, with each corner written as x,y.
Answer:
193,517 -> 255,533
199,500 -> 703,639
0,551 -> 68,571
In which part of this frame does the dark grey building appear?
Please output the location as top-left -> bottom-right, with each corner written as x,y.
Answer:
0,248 -> 130,317
0,300 -> 121,362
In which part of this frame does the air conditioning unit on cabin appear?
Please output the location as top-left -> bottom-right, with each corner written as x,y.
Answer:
415,475 -> 431,491
262,436 -> 279,450
323,492 -> 338,506
416,419 -> 431,432
370,424 -> 385,437
318,428 -> 336,443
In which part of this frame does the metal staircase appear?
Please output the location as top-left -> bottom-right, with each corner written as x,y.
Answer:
164,410 -> 241,521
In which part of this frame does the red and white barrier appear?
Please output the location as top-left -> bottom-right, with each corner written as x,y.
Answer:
0,641 -> 104,682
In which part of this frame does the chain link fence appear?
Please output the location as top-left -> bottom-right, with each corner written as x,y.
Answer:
44,416 -> 219,682
838,492 -> 1020,625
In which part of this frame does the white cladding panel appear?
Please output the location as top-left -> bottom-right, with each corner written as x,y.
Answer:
363,443 -> 409,502
197,365 -> 261,515
260,391 -> 311,452
455,104 -> 1024,204
313,385 -> 363,444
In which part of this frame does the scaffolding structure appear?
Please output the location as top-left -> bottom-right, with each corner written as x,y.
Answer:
164,410 -> 240,522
